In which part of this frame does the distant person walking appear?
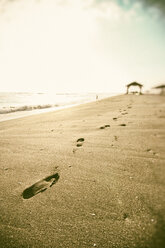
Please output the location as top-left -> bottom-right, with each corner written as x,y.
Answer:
96,95 -> 98,101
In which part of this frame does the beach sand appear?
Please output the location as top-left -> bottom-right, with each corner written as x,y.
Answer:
0,94 -> 165,248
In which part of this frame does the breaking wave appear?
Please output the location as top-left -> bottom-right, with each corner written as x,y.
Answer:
0,104 -> 59,114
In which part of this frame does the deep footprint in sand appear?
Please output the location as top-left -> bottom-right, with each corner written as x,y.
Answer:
22,173 -> 60,199
77,143 -> 83,147
100,125 -> 110,129
76,138 -> 85,147
119,124 -> 126,126
77,138 -> 85,142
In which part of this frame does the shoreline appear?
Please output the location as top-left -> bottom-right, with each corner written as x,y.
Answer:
0,94 -> 164,248
0,102 -> 82,122
0,93 -> 120,123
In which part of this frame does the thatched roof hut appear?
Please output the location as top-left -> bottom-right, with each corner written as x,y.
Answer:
126,81 -> 143,94
153,84 -> 165,95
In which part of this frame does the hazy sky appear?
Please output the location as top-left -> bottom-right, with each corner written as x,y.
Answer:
0,0 -> 165,93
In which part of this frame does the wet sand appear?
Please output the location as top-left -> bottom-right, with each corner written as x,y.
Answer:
0,94 -> 165,248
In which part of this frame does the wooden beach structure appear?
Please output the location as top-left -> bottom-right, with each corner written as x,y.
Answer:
153,84 -> 165,95
126,82 -> 143,95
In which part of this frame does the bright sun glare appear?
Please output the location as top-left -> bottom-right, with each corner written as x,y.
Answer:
0,0 -> 165,93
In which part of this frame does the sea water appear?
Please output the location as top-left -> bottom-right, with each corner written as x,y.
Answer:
0,92 -> 117,122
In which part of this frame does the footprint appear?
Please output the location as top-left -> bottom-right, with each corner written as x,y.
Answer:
76,137 -> 85,147
99,125 -> 110,129
146,149 -> 157,155
77,138 -> 85,142
77,143 -> 83,147
114,136 -> 118,141
123,213 -> 129,220
22,173 -> 60,199
113,117 -> 118,121
119,124 -> 126,126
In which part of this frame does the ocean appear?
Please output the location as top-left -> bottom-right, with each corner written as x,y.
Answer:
0,92 -> 118,122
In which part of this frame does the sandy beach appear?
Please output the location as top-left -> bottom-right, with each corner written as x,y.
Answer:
0,94 -> 165,248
